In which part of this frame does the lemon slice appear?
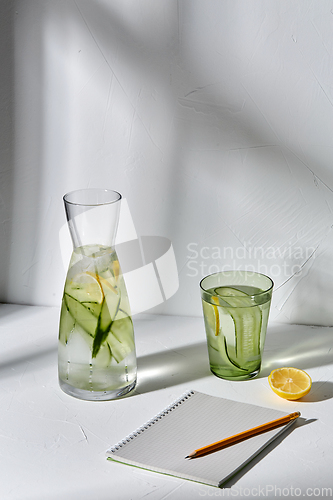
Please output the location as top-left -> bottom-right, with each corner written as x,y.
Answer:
113,260 -> 120,281
268,367 -> 312,400
97,274 -> 117,295
202,297 -> 220,336
65,272 -> 104,304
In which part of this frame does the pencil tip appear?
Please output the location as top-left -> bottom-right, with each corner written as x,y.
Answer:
185,456 -> 189,459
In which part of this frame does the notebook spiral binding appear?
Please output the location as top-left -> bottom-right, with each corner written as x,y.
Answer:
108,390 -> 195,453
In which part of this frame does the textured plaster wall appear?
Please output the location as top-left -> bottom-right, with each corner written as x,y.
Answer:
1,0 -> 333,324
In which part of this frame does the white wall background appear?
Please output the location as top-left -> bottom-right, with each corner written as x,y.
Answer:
1,0 -> 333,325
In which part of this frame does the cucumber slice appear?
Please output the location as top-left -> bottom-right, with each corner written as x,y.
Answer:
220,335 -> 248,370
92,340 -> 112,368
114,308 -> 129,320
107,332 -> 132,363
97,312 -> 135,364
110,314 -> 135,352
206,327 -> 247,371
233,306 -> 261,359
214,286 -> 262,362
214,287 -> 253,307
71,322 -> 112,368
65,293 -> 98,337
104,288 -> 121,321
81,301 -> 102,317
59,299 -> 75,345
92,293 -> 121,358
92,298 -> 112,358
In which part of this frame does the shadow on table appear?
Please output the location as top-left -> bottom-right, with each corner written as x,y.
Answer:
258,323 -> 333,402
222,416 -> 316,489
135,342 -> 211,394
299,381 -> 333,402
260,323 -> 333,377
0,303 -> 46,321
0,346 -> 57,378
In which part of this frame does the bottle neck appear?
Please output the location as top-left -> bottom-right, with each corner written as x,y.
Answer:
64,191 -> 121,250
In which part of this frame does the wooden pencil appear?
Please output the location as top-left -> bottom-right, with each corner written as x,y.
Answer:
185,411 -> 300,458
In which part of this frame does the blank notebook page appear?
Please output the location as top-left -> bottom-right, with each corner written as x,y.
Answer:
107,391 -> 295,487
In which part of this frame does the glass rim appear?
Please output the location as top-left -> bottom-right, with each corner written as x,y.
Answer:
199,270 -> 274,297
63,188 -> 122,207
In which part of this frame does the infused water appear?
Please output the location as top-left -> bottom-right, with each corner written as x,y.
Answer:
58,244 -> 136,399
202,285 -> 271,380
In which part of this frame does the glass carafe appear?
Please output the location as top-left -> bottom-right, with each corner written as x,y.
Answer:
58,189 -> 137,400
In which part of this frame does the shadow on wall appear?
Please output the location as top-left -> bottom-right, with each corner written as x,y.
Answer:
2,0 -> 331,318
0,2 -> 15,301
0,1 -> 52,304
78,1 -> 299,313
1,0 -> 182,306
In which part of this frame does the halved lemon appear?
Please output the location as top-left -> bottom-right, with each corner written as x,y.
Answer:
268,367 -> 312,400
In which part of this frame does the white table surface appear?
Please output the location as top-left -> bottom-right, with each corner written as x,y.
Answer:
0,303 -> 332,500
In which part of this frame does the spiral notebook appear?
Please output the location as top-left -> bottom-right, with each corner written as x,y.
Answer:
107,390 -> 297,488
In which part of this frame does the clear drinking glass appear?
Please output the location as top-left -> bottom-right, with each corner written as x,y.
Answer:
200,270 -> 273,381
58,188 -> 137,400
